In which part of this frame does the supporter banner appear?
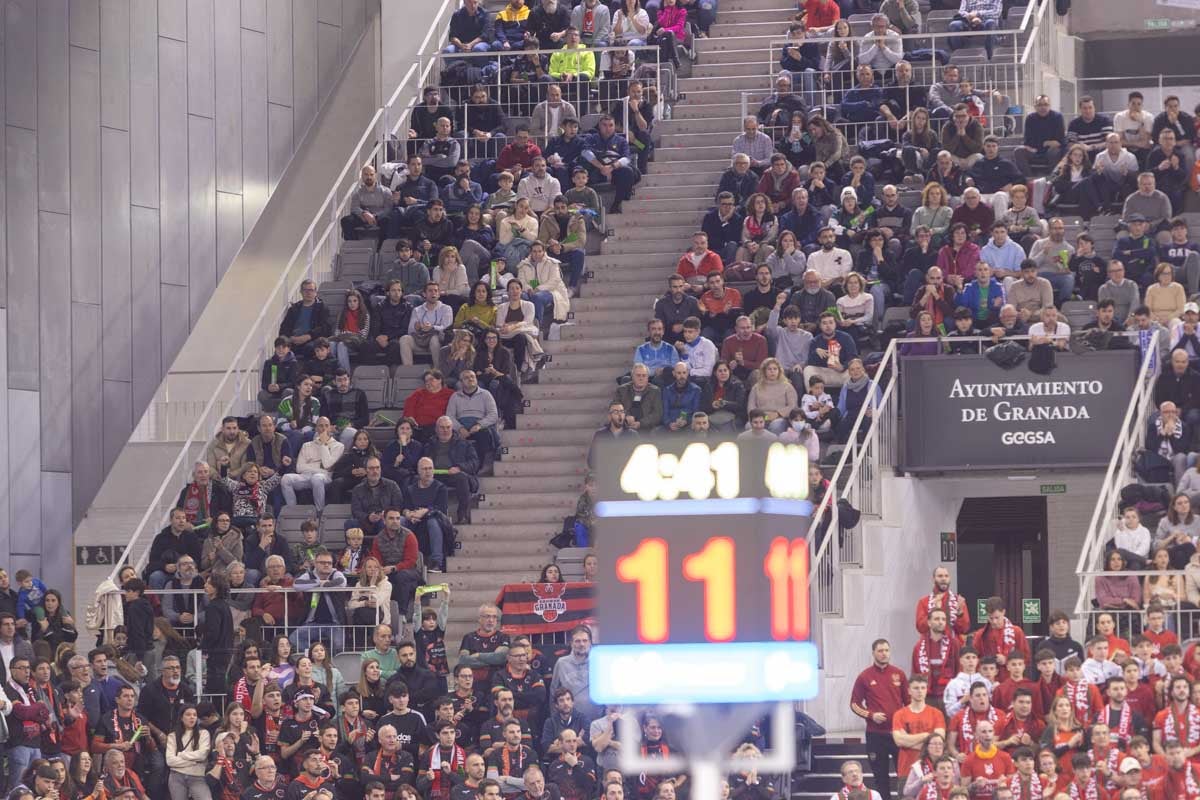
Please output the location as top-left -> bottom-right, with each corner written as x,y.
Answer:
899,350 -> 1139,471
494,582 -> 596,634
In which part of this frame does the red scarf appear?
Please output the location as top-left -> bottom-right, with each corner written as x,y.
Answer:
1098,703 -> 1133,743
983,617 -> 1019,656
1087,746 -> 1121,788
959,706 -> 999,749
345,308 -> 362,334
917,634 -> 951,679
1064,680 -> 1093,725
927,588 -> 962,629
1009,771 -> 1043,800
1165,702 -> 1200,746
1165,763 -> 1200,799
1068,776 -> 1101,800
182,482 -> 209,523
428,745 -> 466,799
918,782 -> 953,800
500,745 -> 530,776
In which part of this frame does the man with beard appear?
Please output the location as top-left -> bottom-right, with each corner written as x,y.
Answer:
913,609 -> 961,710
137,654 -> 193,784
452,753 -> 489,800
491,641 -> 549,738
486,721 -> 538,793
1096,677 -> 1148,751
948,683 -> 1008,762
479,689 -> 532,757
283,749 -> 336,800
916,567 -> 972,639
391,641 -> 443,717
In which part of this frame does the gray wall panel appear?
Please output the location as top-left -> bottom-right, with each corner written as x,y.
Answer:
317,21 -> 341,107
266,0 -> 293,107
69,46 -> 101,305
5,0 -> 38,132
69,0 -> 100,49
214,7 -> 243,194
318,0 -> 340,26
129,206 -> 162,412
158,37 -> 188,286
267,102 -> 294,194
38,213 -> 72,472
159,284 -> 190,374
241,29 -> 269,231
0,311 -> 10,567
70,303 -> 102,517
158,0 -> 186,40
101,379 -> 131,471
128,0 -> 158,208
0,9 -> 6,311
187,115 -> 217,328
40,472 -> 73,594
241,0 -> 266,32
6,128 -> 38,387
186,0 -> 215,119
100,127 -> 132,383
216,191 -> 243,280
37,0 -> 71,215
341,0 -> 363,56
293,0 -> 318,138
7,390 -> 41,544
99,0 -> 130,130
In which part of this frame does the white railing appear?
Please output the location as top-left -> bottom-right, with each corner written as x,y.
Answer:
109,0 -> 459,583
806,338 -> 901,636
1073,331 -> 1165,627
1076,573 -> 1200,643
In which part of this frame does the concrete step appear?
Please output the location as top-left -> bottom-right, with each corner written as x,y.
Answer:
715,6 -> 798,23
653,144 -> 736,163
609,223 -> 696,241
709,19 -> 794,38
542,348 -> 630,368
660,130 -> 742,149
624,183 -> 719,201
519,381 -> 613,399
440,571 -> 540,592
536,367 -> 623,387
457,539 -> 559,558
580,267 -> 669,284
657,117 -> 746,135
698,33 -> 791,52
502,425 -> 601,446
517,412 -> 603,431
588,253 -> 680,270
456,522 -> 559,541
672,101 -> 746,120
448,554 -> 549,573
602,238 -> 694,255
647,159 -> 728,176
722,0 -> 797,11
673,87 -> 758,105
479,471 -> 587,491
480,491 -> 580,510
618,198 -> 712,216
636,172 -> 720,188
522,398 -> 607,417
502,444 -> 589,462
545,335 -> 641,351
493,457 -> 591,477
470,505 -> 573,524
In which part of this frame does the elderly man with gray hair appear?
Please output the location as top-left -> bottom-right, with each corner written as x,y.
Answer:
859,14 -> 904,72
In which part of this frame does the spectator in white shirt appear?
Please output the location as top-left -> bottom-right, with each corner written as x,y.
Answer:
281,417 -> 345,511
807,227 -> 853,290
1027,306 -> 1070,348
674,317 -> 718,384
402,282 -> 454,366
1093,133 -> 1140,214
858,15 -> 904,72
1110,506 -> 1152,569
517,157 -> 562,214
1113,91 -> 1154,163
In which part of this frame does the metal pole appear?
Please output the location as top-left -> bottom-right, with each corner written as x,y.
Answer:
690,761 -> 724,800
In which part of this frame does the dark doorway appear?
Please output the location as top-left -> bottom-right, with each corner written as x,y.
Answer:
955,496 -> 1050,637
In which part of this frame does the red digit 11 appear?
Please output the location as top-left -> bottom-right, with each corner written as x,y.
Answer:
616,537 -> 809,643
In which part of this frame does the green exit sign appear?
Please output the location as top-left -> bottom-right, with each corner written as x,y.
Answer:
977,599 -> 988,622
1041,483 -> 1067,495
1022,598 -> 1042,624
1146,17 -> 1172,28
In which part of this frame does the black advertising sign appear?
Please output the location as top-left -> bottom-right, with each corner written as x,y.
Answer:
899,350 -> 1139,471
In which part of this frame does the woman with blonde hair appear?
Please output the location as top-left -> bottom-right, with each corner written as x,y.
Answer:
432,246 -> 470,315
438,330 -> 477,389
900,108 -> 938,174
912,182 -> 953,244
747,357 -> 798,435
737,193 -> 778,265
347,556 -> 393,629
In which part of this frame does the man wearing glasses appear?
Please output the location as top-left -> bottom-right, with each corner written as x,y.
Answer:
292,547 -> 348,653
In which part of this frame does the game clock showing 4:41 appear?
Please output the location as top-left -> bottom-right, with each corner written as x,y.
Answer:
589,437 -> 821,705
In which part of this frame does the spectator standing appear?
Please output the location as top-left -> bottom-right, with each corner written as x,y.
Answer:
851,640 -> 909,800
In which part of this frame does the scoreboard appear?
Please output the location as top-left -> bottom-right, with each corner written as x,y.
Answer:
589,437 -> 820,705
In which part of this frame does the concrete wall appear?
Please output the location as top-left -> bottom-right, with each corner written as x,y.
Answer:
0,0 -> 372,589
1069,1 -> 1200,38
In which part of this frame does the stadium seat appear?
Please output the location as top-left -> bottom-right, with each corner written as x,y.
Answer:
352,365 -> 392,410
1062,300 -> 1098,329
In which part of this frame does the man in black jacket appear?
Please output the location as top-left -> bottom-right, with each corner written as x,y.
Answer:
653,275 -> 701,344
389,641 -> 444,717
715,154 -> 757,206
701,194 -> 744,266
279,280 -> 331,358
145,508 -> 202,590
321,369 -> 370,448
136,654 -> 194,753
366,281 -> 413,366
446,0 -> 494,53
415,200 -> 457,264
1155,349 -> 1200,425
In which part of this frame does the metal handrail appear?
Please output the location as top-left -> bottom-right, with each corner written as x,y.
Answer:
1073,330 -> 1164,619
108,0 -> 458,585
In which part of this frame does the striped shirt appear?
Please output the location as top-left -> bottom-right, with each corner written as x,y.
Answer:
732,132 -> 775,164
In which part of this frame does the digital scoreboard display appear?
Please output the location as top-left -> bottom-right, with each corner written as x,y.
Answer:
590,437 -> 820,704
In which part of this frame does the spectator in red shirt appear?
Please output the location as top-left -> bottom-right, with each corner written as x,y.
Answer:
402,370 -> 455,439
972,597 -> 1031,669
676,232 -> 725,288
960,719 -> 1014,797
720,316 -> 769,382
913,608 -> 961,709
802,0 -> 840,34
916,567 -> 972,640
995,689 -> 1044,753
497,128 -> 543,188
851,639 -> 909,800
698,273 -> 743,344
992,654 -> 1042,716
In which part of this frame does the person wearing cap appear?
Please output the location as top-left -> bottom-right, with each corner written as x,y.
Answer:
1172,304 -> 1200,368
278,689 -> 324,776
1114,755 -> 1146,796
1113,215 -> 1161,289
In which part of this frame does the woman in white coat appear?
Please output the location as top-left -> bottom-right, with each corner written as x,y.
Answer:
495,279 -> 545,373
516,241 -> 571,324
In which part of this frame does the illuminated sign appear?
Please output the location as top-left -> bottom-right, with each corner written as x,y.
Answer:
590,437 -> 818,704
